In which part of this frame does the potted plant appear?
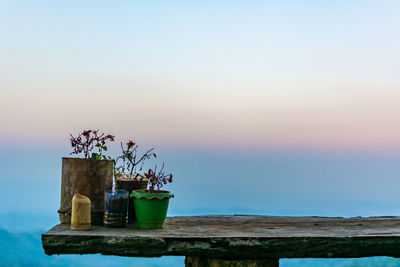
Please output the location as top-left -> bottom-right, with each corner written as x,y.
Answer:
114,140 -> 156,223
130,163 -> 174,229
59,129 -> 115,225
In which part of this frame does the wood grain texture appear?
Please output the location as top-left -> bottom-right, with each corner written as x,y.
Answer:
59,158 -> 113,225
42,215 -> 400,259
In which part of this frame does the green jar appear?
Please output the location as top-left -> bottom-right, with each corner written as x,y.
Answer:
130,190 -> 174,229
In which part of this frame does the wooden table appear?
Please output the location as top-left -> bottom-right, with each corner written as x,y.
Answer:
42,215 -> 400,266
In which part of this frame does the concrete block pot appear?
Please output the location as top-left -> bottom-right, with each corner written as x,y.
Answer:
58,157 -> 113,225
130,190 -> 174,229
117,176 -> 148,223
103,189 -> 129,228
113,139 -> 157,224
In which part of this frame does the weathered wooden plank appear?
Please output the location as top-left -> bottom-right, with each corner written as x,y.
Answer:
42,215 -> 400,259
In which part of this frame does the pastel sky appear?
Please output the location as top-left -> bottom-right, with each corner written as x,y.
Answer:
1,1 -> 400,150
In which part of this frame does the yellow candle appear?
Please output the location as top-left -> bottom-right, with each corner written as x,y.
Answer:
71,193 -> 91,231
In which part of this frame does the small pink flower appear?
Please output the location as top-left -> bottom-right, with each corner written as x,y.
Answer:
145,170 -> 152,178
127,140 -> 135,148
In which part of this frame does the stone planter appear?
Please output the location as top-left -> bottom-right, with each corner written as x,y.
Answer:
117,176 -> 148,223
58,157 -> 113,225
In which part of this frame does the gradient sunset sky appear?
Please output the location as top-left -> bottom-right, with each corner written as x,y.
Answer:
1,1 -> 400,151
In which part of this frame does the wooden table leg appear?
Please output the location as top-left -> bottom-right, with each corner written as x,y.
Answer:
185,256 -> 279,267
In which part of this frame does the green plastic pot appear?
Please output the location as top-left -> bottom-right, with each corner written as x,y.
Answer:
130,190 -> 174,229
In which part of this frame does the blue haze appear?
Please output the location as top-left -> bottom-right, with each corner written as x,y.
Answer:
1,146 -> 400,266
